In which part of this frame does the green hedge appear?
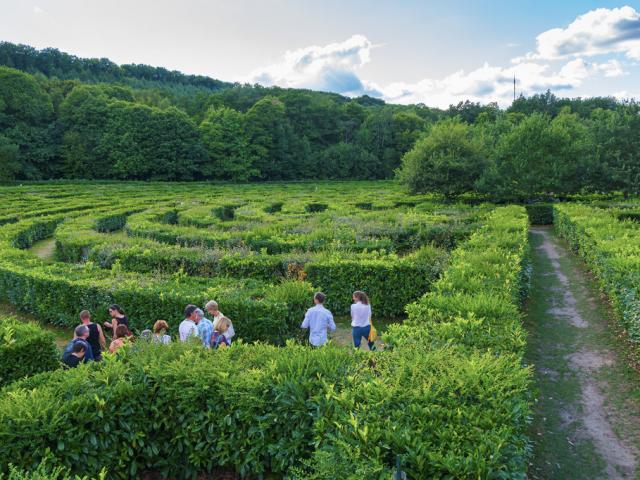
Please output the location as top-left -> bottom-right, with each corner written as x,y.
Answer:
555,204 -> 640,342
305,246 -> 446,317
89,244 -> 447,318
617,211 -> 640,223
0,339 -> 531,479
525,203 -> 554,225
0,458 -> 104,480
54,209 -> 452,318
0,205 -> 533,479
0,217 -> 312,344
0,316 -> 60,387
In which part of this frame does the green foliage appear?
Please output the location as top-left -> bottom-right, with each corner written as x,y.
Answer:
397,118 -> 486,196
211,204 -> 238,221
315,142 -> 378,179
0,316 -> 59,387
305,246 -> 446,317
0,456 -> 105,480
526,204 -> 554,225
304,202 -> 328,213
264,201 -> 284,213
0,184 -> 534,478
0,66 -> 56,179
555,204 -> 640,342
2,42 -> 639,193
199,106 -> 255,181
478,111 -> 595,200
387,205 -> 531,355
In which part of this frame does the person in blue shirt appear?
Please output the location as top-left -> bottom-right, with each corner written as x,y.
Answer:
195,308 -> 214,348
301,292 -> 336,347
62,325 -> 94,362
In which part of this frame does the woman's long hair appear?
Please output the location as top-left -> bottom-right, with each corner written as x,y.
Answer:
109,304 -> 125,316
353,291 -> 369,305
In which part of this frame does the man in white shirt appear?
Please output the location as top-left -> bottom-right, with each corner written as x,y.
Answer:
301,292 -> 336,347
179,304 -> 199,342
205,300 -> 235,341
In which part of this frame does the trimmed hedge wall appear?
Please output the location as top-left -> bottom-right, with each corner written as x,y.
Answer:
0,206 -> 533,479
0,316 -> 60,387
0,217 -> 312,344
555,204 -> 640,342
54,209 -> 452,318
526,203 -> 554,225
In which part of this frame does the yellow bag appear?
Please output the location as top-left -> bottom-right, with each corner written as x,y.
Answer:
368,322 -> 377,343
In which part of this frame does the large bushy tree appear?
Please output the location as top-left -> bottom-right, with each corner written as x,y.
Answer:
477,111 -> 595,199
397,118 -> 486,197
200,106 -> 255,181
0,66 -> 55,179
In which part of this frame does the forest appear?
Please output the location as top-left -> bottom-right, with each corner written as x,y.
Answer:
1,41 -> 639,199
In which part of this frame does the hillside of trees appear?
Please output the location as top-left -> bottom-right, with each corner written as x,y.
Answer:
1,41 -> 639,197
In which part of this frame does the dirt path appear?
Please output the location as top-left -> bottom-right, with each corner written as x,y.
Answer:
29,238 -> 56,261
330,316 -> 397,349
526,227 -> 640,479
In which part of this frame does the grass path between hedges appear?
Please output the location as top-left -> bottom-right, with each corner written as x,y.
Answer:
525,227 -> 640,480
29,237 -> 57,261
0,303 -> 70,349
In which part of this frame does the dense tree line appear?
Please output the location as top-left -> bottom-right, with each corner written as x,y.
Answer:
398,102 -> 640,199
1,42 -> 639,196
0,46 -> 437,181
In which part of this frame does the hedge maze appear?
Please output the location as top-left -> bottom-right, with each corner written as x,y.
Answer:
0,182 -> 536,479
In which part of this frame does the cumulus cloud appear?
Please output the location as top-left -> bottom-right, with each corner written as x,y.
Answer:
33,5 -> 45,14
248,35 -> 380,96
248,7 -> 637,108
515,6 -> 640,62
375,57 -> 628,107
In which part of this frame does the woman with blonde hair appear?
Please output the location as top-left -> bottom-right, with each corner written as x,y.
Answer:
350,291 -> 376,350
211,317 -> 232,349
205,300 -> 235,341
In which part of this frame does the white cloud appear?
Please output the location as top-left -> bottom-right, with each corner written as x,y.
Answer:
613,89 -> 640,100
515,6 -> 640,62
248,35 -> 380,96
247,7 -> 638,108
33,5 -> 45,14
372,60 -> 595,107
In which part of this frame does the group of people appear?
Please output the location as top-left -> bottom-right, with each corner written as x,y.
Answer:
61,301 -> 235,368
61,291 -> 375,368
301,290 -> 376,349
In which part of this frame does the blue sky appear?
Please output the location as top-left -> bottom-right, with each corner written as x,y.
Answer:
2,0 -> 640,107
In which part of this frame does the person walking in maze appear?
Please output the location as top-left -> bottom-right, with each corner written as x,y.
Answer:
104,304 -> 129,337
179,304 -> 199,342
152,320 -> 171,344
351,291 -> 376,350
211,317 -> 232,349
62,325 -> 94,362
79,310 -> 106,361
205,300 -> 235,342
62,342 -> 87,369
301,292 -> 336,347
109,324 -> 132,353
195,308 -> 214,348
